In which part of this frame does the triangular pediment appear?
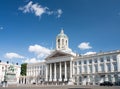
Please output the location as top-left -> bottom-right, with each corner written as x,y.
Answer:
45,50 -> 72,60
49,52 -> 68,58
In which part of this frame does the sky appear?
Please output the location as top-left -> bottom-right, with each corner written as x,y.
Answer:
0,0 -> 120,64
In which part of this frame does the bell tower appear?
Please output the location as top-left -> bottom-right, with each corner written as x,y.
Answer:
56,29 -> 69,50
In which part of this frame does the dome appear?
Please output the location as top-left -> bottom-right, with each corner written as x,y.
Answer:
57,29 -> 68,39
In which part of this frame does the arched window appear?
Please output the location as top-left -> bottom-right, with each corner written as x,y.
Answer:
66,40 -> 67,46
58,39 -> 60,45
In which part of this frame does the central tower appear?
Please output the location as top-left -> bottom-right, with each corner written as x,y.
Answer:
56,29 -> 69,50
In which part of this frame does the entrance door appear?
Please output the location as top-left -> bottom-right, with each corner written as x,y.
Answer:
62,75 -> 64,82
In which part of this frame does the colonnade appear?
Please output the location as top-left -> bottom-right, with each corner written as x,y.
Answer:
45,61 -> 72,82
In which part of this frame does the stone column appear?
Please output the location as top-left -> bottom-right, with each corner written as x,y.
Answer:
87,60 -> 89,74
97,59 -> 100,72
87,75 -> 90,85
69,61 -> 73,80
59,62 -> 62,81
104,59 -> 107,72
76,76 -> 79,85
64,61 -> 67,81
117,54 -> 120,72
110,56 -> 114,72
81,61 -> 84,73
92,59 -> 95,73
54,63 -> 57,81
73,62 -> 75,75
45,64 -> 48,81
92,75 -> 95,85
77,61 -> 79,75
23,77 -> 25,84
49,63 -> 52,81
111,74 -> 115,83
105,75 -> 108,81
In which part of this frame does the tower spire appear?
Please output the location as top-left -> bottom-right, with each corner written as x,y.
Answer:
61,28 -> 64,34
56,29 -> 69,50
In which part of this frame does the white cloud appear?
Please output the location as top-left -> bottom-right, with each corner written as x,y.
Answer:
19,1 -> 46,17
4,52 -> 24,59
57,9 -> 63,18
19,1 -> 63,18
28,44 -> 51,59
84,51 -> 96,55
78,42 -> 92,50
22,58 -> 45,63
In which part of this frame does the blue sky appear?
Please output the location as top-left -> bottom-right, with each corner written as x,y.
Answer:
0,0 -> 120,64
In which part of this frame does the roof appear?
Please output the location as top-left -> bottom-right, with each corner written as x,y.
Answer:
45,50 -> 74,60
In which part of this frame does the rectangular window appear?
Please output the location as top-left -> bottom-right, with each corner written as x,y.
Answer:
100,64 -> 104,72
100,58 -> 104,62
43,70 -> 44,75
79,61 -> 81,65
84,66 -> 87,73
89,65 -> 92,73
74,67 -> 77,74
89,59 -> 92,64
79,76 -> 82,82
74,62 -> 77,65
94,59 -> 97,63
112,55 -> 117,61
84,60 -> 87,64
95,65 -> 98,72
106,56 -> 110,61
113,62 -> 117,71
79,66 -> 82,73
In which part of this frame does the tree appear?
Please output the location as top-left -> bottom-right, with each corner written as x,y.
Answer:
21,63 -> 27,76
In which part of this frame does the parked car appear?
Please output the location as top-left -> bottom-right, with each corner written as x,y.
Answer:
100,81 -> 113,86
32,82 -> 36,84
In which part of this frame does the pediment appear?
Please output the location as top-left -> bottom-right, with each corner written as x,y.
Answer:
45,50 -> 72,60
49,52 -> 68,58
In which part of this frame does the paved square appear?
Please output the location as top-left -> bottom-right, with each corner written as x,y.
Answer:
0,85 -> 120,89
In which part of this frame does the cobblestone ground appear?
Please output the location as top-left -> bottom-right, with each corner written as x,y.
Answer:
0,85 -> 120,89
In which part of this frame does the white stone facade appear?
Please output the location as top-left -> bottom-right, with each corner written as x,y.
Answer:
73,51 -> 120,85
0,61 -> 21,85
25,62 -> 46,84
26,30 -> 120,85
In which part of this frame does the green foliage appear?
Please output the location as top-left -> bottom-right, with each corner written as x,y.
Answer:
20,63 -> 27,76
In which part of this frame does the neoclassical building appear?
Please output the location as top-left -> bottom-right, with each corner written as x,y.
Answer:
25,62 -> 45,84
26,30 -> 120,85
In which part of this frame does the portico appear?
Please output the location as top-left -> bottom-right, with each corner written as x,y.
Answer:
45,51 -> 74,85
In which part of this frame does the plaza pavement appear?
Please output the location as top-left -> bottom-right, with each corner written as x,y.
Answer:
0,85 -> 120,89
